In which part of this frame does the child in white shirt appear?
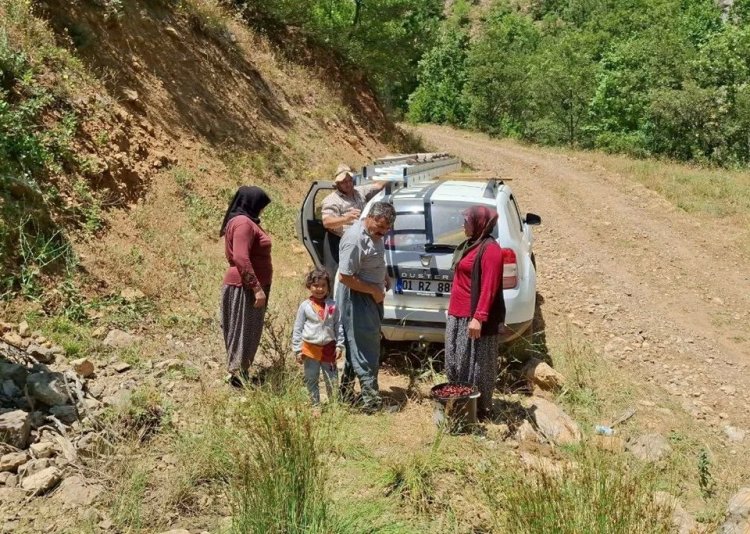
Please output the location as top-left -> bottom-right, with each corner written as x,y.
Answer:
291,269 -> 344,405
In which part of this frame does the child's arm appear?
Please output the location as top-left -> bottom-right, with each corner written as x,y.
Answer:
291,302 -> 307,356
334,305 -> 345,350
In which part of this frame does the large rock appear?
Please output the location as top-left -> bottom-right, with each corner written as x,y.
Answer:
103,329 -> 142,348
514,419 -> 543,443
0,360 -> 27,387
0,410 -> 31,448
1,379 -> 21,398
527,397 -> 582,445
626,433 -> 672,462
21,466 -> 61,495
0,452 -> 28,473
27,372 -> 71,406
721,487 -> 750,534
654,491 -> 697,534
523,358 -> 566,392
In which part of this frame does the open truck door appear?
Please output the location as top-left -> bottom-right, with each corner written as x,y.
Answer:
297,181 -> 335,269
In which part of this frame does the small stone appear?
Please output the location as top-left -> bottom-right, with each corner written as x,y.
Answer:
18,458 -> 51,477
123,88 -> 139,102
50,405 -> 78,425
53,475 -> 103,508
112,361 -> 131,373
653,492 -> 697,534
27,344 -> 55,363
724,426 -> 746,443
1,379 -> 21,398
523,358 -> 566,392
626,433 -> 672,462
0,410 -> 31,448
527,397 -> 582,446
164,26 -> 180,38
0,361 -> 27,388
2,331 -> 23,347
30,442 -> 56,459
92,326 -> 107,339
5,474 -> 17,487
103,329 -> 142,348
18,321 -> 30,338
721,487 -> 750,534
27,372 -> 70,406
70,358 -> 95,378
120,287 -> 145,302
87,383 -> 105,399
0,452 -> 28,473
21,466 -> 61,495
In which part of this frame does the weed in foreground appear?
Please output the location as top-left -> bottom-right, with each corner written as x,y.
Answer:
482,447 -> 673,533
111,467 -> 148,531
382,432 -> 444,514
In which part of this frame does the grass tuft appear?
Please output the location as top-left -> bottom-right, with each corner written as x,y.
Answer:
483,447 -> 673,533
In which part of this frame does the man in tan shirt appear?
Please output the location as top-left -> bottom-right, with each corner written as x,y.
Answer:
321,163 -> 386,279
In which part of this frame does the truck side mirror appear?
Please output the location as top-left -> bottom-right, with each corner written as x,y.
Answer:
524,213 -> 541,225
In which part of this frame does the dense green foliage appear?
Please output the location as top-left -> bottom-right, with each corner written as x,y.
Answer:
248,0 -> 444,111
408,0 -> 750,166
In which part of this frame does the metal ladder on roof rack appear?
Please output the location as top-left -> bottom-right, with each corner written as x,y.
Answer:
361,155 -> 461,189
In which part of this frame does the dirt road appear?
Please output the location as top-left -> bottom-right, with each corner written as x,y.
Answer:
414,124 -> 750,428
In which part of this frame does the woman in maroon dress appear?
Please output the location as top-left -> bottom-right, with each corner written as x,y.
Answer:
219,186 -> 272,386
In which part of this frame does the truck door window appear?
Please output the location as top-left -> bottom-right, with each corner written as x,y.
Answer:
314,188 -> 334,220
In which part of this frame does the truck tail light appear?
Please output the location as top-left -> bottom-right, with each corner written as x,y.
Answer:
503,248 -> 518,289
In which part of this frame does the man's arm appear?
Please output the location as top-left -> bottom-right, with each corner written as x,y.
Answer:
360,181 -> 387,201
322,210 -> 359,232
339,273 -> 384,302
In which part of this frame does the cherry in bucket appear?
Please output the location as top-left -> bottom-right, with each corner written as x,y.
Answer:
433,383 -> 474,398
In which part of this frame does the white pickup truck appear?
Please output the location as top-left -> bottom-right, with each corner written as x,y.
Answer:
297,154 -> 541,343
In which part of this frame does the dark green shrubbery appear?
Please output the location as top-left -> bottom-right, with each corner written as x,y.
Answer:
408,0 -> 750,167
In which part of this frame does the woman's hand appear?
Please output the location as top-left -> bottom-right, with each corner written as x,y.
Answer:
336,347 -> 344,360
253,288 -> 267,308
295,353 -> 303,364
468,318 -> 482,340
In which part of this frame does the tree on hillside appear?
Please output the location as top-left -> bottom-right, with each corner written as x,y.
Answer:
464,7 -> 540,137
528,31 -> 597,146
407,16 -> 470,124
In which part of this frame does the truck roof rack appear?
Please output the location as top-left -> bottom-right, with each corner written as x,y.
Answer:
361,154 -> 461,189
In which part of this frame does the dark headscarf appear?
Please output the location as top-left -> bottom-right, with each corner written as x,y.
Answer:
451,205 -> 498,270
219,186 -> 271,237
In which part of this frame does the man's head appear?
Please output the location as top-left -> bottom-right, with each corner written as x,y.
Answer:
364,202 -> 396,240
334,163 -> 355,195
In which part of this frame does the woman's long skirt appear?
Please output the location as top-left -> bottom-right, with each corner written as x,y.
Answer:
220,284 -> 268,374
444,315 -> 499,415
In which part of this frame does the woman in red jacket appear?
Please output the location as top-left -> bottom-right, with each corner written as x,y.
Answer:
219,186 -> 272,386
445,205 -> 505,419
